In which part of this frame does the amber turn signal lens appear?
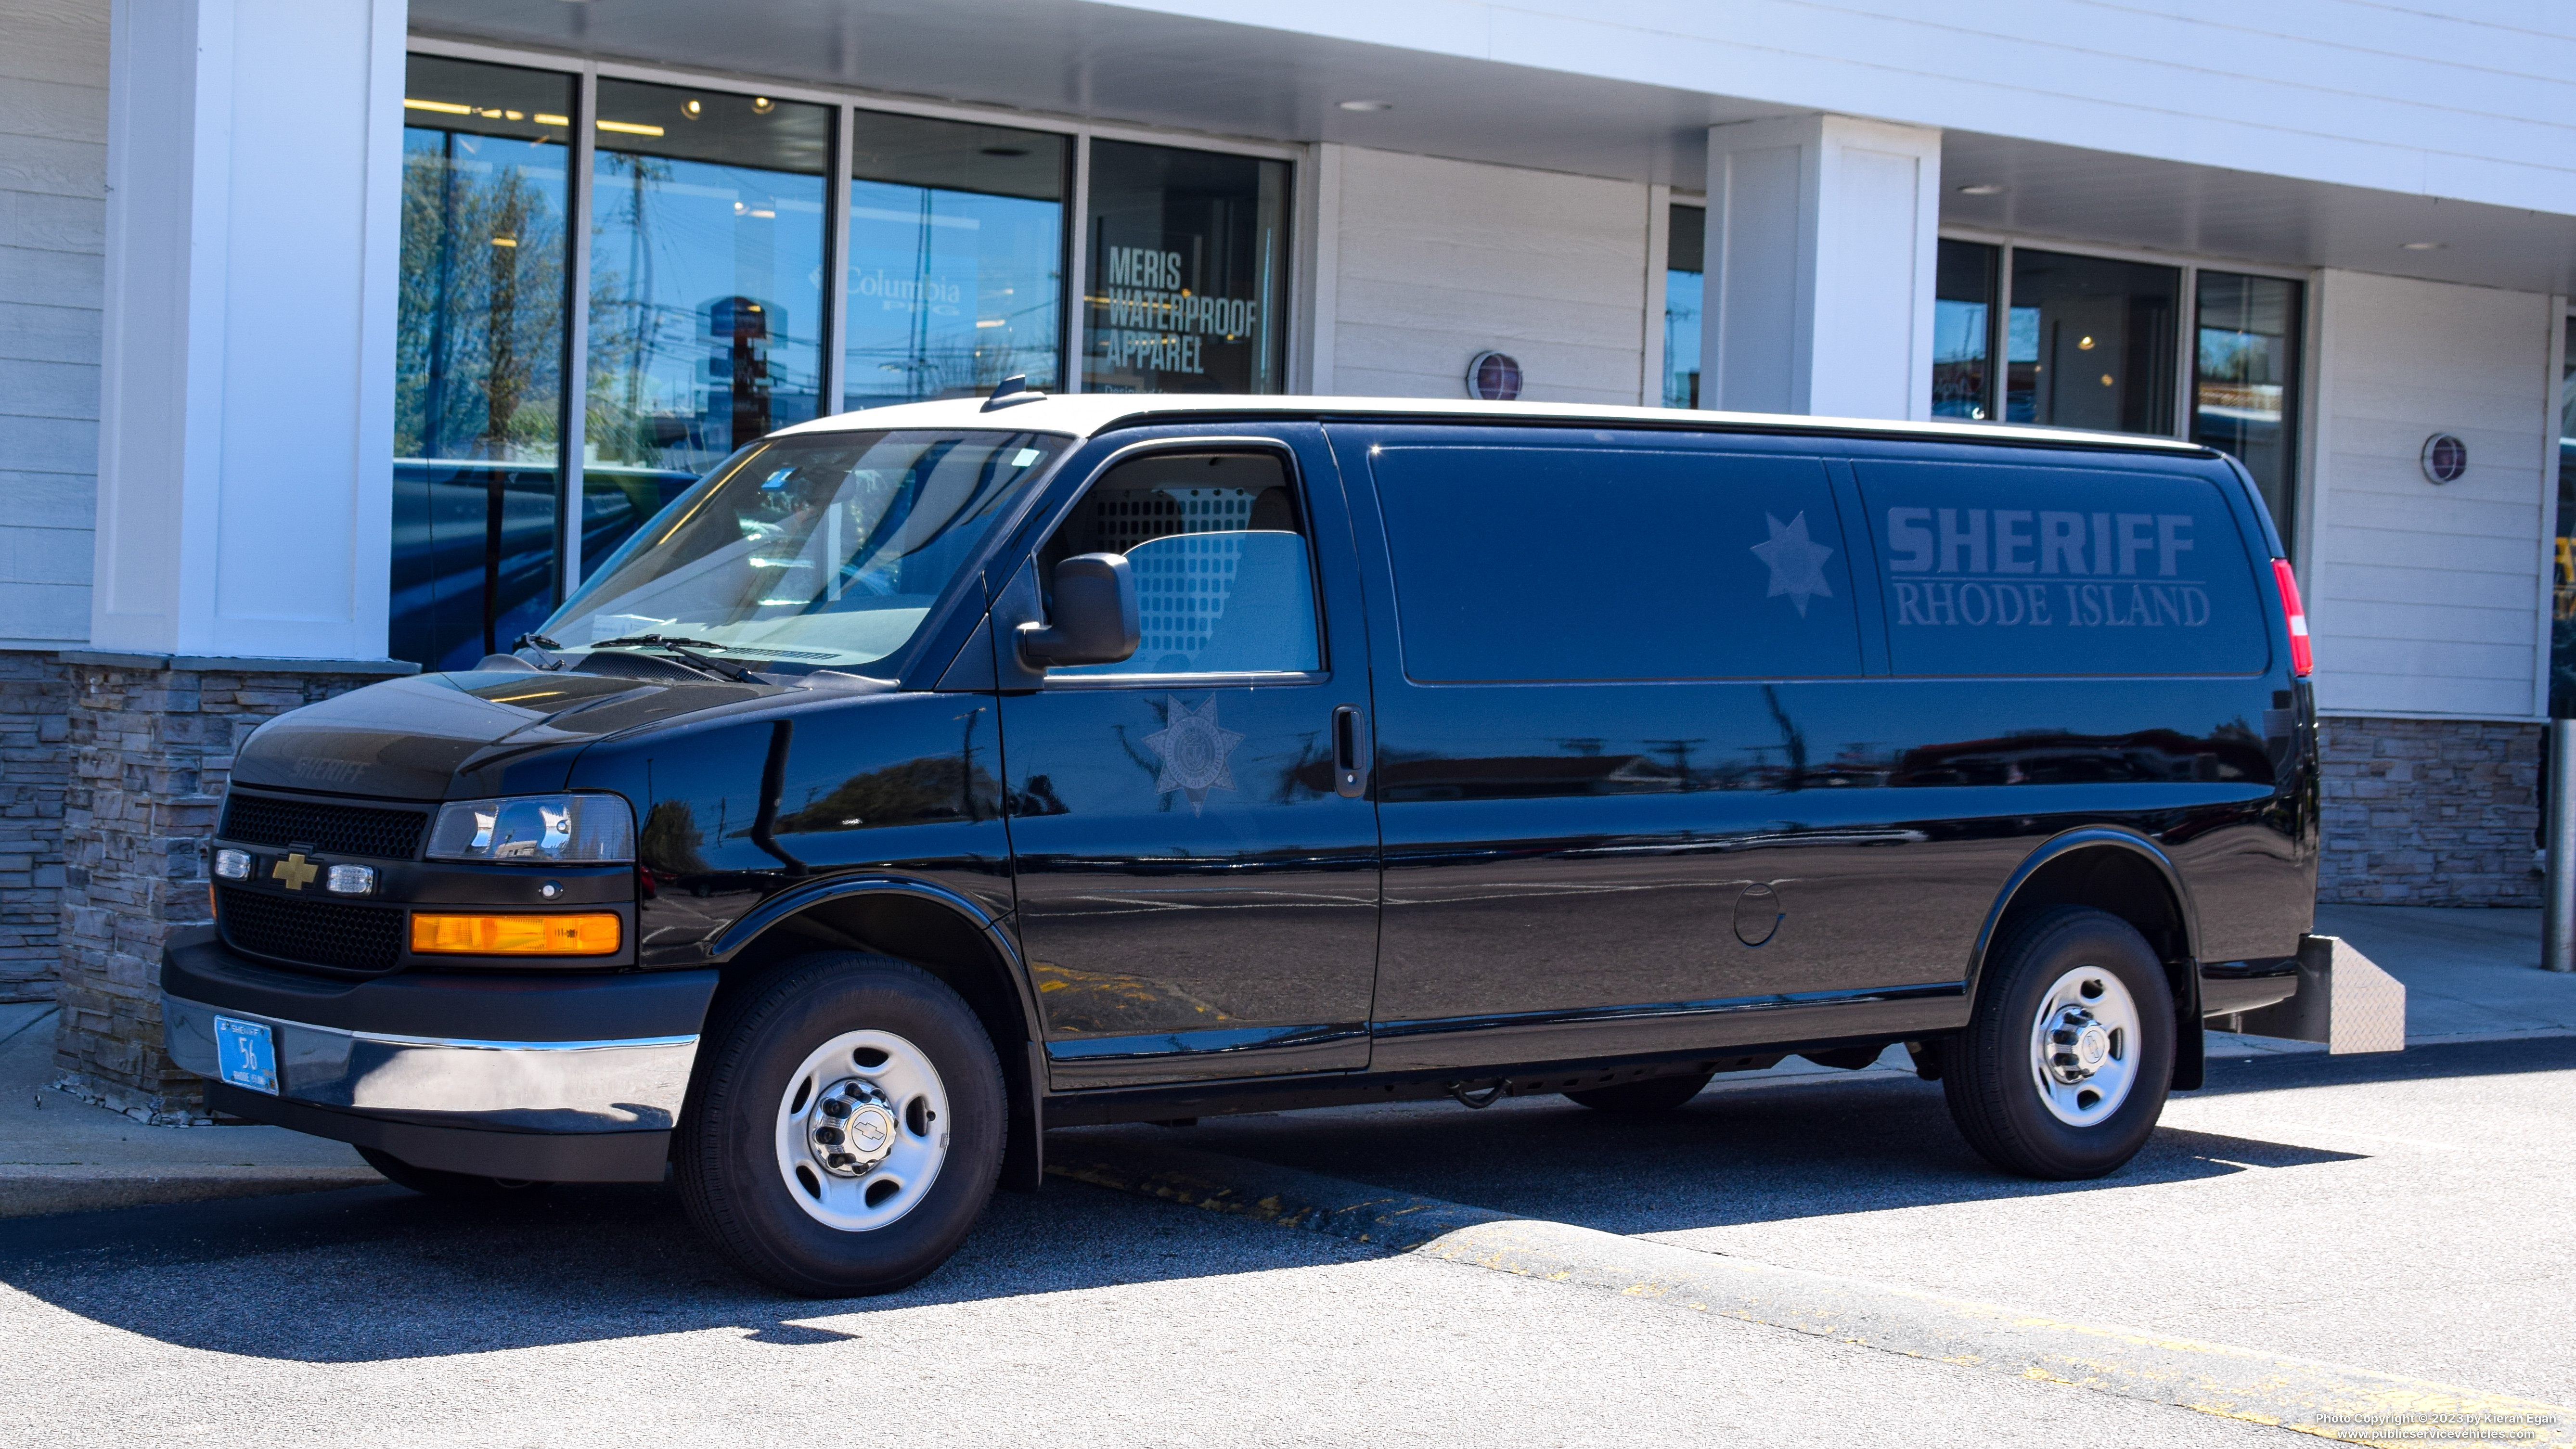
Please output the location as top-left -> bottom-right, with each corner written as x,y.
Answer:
409,913 -> 620,956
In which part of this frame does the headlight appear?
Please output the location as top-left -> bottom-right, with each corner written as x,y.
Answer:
427,794 -> 636,864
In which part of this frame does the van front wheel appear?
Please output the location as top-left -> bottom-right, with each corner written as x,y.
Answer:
677,953 -> 1004,1296
1943,906 -> 2173,1180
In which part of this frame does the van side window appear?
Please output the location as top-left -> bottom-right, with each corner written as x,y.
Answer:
1368,446 -> 1860,681
1042,449 -> 1322,676
1856,460 -> 2267,677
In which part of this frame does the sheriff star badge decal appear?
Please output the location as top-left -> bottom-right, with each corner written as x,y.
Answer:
1144,695 -> 1245,816
1751,511 -> 1835,617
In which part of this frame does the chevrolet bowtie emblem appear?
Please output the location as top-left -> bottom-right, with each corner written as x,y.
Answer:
271,852 -> 319,890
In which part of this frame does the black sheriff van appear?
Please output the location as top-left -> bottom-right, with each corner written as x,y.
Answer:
163,394 -> 2319,1295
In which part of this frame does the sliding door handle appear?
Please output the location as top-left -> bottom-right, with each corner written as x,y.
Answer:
1332,704 -> 1368,799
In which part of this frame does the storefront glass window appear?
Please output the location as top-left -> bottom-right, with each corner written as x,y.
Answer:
2193,272 -> 2303,548
393,56 -> 574,670
2005,249 -> 2178,436
845,114 -> 1066,406
1663,204 -> 1703,408
1083,141 -> 1288,394
583,82 -> 831,628
589,80 -> 830,474
1932,240 -> 1996,420
2551,316 -> 2576,717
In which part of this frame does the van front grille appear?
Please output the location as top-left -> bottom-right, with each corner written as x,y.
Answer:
216,886 -> 405,975
220,793 -> 427,860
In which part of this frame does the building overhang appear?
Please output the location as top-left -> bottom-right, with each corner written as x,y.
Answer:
414,0 -> 2576,294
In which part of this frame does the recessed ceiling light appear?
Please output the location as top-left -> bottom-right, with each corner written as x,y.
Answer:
2401,241 -> 2446,250
1337,100 -> 1393,112
1956,183 -> 2007,195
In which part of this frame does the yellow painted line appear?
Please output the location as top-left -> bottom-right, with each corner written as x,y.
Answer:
1050,1139 -> 2574,1448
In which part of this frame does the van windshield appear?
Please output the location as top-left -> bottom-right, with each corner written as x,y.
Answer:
543,429 -> 1067,671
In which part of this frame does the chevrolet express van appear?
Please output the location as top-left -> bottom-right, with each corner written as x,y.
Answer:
163,393 -> 2318,1295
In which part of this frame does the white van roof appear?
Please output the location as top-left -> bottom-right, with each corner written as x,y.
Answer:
770,392 -> 2209,455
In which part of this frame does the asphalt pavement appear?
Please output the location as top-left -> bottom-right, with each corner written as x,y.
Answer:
0,1163 -> 2291,1449
1,1033 -> 2566,1445
4,907 -> 2572,1446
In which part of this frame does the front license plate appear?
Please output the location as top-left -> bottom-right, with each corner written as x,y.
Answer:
213,1015 -> 278,1095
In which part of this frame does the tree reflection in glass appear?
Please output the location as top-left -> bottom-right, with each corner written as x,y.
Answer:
392,56 -> 574,670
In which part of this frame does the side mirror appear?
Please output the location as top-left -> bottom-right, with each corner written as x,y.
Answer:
1016,552 -> 1139,668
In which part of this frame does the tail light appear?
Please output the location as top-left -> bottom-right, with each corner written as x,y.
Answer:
2272,559 -> 2312,677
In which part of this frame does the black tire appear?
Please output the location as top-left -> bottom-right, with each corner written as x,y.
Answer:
677,952 -> 1004,1297
1564,1072 -> 1714,1114
1944,906 -> 2174,1180
356,1146 -> 549,1199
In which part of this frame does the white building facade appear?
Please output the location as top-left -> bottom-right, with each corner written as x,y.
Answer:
4,0 -> 2573,1106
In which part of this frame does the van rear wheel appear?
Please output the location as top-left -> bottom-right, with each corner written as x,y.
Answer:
1943,906 -> 2173,1180
677,952 -> 1003,1296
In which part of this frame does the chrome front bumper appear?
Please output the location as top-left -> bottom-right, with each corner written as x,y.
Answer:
163,993 -> 699,1132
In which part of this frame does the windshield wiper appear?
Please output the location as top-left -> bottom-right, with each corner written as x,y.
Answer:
580,634 -> 757,683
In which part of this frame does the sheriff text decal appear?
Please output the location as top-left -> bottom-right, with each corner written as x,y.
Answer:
1884,507 -> 2210,629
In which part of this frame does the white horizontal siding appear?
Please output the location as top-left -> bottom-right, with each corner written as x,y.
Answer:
2317,536 -> 2548,589
1133,0 -> 2576,215
0,0 -> 103,647
1326,147 -> 1648,404
2307,269 -> 2555,719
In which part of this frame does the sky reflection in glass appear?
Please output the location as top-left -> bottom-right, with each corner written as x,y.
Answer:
845,114 -> 1065,405
588,80 -> 829,474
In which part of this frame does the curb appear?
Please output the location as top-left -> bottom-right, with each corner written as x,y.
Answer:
0,1166 -> 386,1219
1048,1137 -> 2575,1449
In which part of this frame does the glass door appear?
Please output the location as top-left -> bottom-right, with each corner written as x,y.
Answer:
2006,248 -> 2179,434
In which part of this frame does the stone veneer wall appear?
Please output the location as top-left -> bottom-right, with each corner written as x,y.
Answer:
2318,714 -> 2542,907
55,653 -> 412,1122
0,651 -> 69,1003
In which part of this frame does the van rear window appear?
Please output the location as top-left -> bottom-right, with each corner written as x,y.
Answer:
1855,461 -> 2267,677
1369,446 -> 1861,682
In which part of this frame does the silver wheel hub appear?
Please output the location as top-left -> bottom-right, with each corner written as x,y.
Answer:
773,1028 -> 950,1232
2027,967 -> 2140,1128
806,1079 -> 901,1178
2046,1007 -> 2114,1082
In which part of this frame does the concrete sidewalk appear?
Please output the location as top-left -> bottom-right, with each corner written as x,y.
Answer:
2207,903 -> 2576,1060
0,1003 -> 379,1218
2316,903 -> 2576,1042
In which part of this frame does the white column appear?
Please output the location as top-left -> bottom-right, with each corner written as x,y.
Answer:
91,0 -> 406,661
1293,141 -> 1343,395
1702,114 -> 1941,422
